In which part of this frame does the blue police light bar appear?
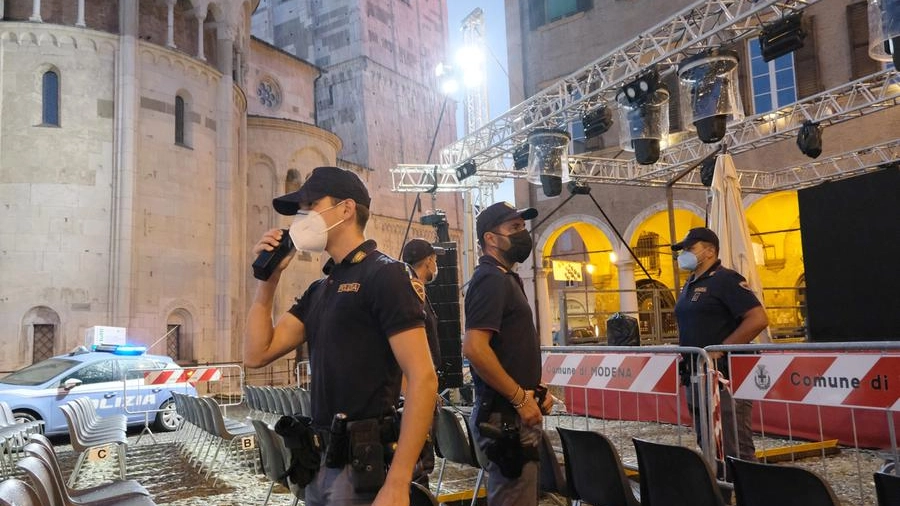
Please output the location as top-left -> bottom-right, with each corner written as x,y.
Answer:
92,344 -> 147,355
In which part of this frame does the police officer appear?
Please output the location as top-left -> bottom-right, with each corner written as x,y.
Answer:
673,227 -> 768,464
401,238 -> 445,487
401,238 -> 445,374
462,202 -> 554,506
244,166 -> 437,506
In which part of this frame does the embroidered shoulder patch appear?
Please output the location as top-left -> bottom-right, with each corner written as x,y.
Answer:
411,278 -> 426,302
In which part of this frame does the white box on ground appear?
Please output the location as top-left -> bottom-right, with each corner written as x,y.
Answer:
84,326 -> 127,346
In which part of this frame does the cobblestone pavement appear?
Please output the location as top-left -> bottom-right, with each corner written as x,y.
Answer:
27,412 -> 885,505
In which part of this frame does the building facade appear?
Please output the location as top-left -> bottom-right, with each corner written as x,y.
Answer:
0,0 -> 459,373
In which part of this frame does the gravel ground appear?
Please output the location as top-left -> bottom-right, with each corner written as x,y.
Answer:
22,408 -> 890,505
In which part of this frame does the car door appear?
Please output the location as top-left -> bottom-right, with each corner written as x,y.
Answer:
53,359 -> 120,427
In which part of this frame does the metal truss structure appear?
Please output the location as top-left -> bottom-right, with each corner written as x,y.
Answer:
391,0 -> 900,196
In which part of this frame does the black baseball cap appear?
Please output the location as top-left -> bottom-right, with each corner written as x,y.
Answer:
671,227 -> 719,251
402,239 -> 446,265
476,202 -> 538,245
273,166 -> 371,216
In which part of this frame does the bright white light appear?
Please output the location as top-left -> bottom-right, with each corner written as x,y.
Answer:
454,45 -> 485,71
435,62 -> 447,77
441,79 -> 460,95
462,69 -> 484,88
585,264 -> 596,274
608,252 -> 618,264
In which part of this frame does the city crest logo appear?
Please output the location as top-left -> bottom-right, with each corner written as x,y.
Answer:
754,365 -> 771,390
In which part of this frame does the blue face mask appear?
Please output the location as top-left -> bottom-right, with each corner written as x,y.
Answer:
677,250 -> 699,271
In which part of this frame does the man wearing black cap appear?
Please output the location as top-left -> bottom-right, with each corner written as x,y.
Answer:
672,227 -> 768,466
401,238 -> 445,373
462,202 -> 554,506
244,166 -> 437,506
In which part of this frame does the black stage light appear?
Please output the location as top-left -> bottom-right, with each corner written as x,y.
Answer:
759,12 -> 806,63
616,71 -> 670,165
455,160 -> 477,180
527,128 -> 571,197
582,105 -> 614,139
567,180 -> 592,195
700,155 -> 717,187
513,143 -> 529,170
797,120 -> 823,159
678,48 -> 742,144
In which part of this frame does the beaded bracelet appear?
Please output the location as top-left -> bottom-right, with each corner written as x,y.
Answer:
512,394 -> 530,410
509,386 -> 525,407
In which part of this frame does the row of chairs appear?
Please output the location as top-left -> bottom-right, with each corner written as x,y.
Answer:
171,392 -> 256,485
0,402 -> 43,477
553,426 -> 900,506
59,398 -> 128,487
0,433 -> 155,505
244,385 -> 310,423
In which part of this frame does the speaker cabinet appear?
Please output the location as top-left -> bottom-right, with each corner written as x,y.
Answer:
426,241 -> 463,389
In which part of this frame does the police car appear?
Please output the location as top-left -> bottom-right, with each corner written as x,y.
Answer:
0,344 -> 196,436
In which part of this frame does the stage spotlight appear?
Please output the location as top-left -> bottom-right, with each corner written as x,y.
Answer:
700,155 -> 716,187
868,0 -> 900,68
455,160 -> 477,180
616,71 -> 670,165
527,128 -> 571,197
797,121 -> 823,159
677,48 -> 744,144
513,143 -> 529,170
759,12 -> 806,63
567,180 -> 592,195
582,105 -> 614,139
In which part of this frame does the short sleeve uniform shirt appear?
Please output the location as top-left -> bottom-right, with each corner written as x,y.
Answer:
288,240 -> 425,427
674,260 -> 762,349
465,255 -> 541,395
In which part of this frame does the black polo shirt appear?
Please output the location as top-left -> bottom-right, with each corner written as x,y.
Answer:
288,240 -> 426,427
674,260 -> 762,349
411,273 -> 442,373
465,255 -> 541,396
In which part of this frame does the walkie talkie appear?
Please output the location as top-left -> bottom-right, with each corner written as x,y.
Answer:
252,229 -> 294,280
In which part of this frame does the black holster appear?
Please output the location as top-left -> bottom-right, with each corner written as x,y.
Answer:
475,388 -> 539,479
273,415 -> 322,488
347,418 -> 388,493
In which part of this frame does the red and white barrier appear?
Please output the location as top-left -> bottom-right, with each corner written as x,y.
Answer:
541,352 -> 679,395
144,367 -> 222,385
730,354 -> 900,410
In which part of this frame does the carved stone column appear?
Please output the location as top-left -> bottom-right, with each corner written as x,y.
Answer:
195,5 -> 207,61
76,0 -> 85,27
29,0 -> 41,22
165,0 -> 176,48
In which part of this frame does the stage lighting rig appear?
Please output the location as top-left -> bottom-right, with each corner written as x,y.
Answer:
582,105 -> 614,139
797,120 -> 823,159
527,128 -> 571,198
513,143 -> 529,170
677,48 -> 744,144
868,0 -> 900,68
455,160 -> 477,181
616,70 -> 670,165
759,12 -> 806,63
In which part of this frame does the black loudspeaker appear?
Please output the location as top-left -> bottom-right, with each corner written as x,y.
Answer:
426,242 -> 463,389
798,168 -> 900,342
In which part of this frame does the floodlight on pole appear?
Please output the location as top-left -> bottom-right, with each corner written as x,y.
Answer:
869,0 -> 900,68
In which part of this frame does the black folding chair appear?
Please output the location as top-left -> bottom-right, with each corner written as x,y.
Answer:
633,438 -> 725,506
558,427 -> 639,506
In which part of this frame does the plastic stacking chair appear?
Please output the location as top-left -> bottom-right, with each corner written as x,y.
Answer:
58,404 -> 127,487
0,478 -> 41,506
409,481 -> 439,506
433,407 -> 483,503
18,455 -> 158,506
251,419 -> 299,506
538,430 -> 571,506
23,438 -> 150,504
632,438 -> 725,506
875,471 -> 900,506
727,457 -> 840,506
558,427 -> 639,506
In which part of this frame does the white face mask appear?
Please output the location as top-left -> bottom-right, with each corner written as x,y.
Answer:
288,202 -> 345,253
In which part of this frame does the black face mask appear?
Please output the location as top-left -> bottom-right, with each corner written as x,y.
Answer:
497,230 -> 533,265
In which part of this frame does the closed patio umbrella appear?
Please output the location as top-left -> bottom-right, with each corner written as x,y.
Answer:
708,153 -> 771,342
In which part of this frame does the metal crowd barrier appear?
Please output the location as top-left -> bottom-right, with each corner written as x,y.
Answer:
295,359 -> 311,389
707,341 -> 900,505
541,341 -> 900,505
123,364 -> 244,444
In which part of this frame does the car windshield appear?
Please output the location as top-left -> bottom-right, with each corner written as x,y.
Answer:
0,358 -> 80,386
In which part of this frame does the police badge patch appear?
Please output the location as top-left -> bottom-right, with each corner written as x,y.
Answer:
410,278 -> 426,302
